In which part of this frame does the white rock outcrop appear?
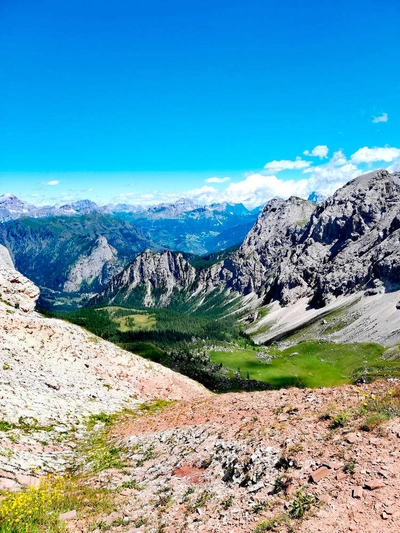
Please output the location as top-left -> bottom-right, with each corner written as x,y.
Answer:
0,245 -> 40,311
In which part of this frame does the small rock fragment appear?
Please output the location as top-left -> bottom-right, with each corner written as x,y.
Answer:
365,479 -> 386,490
352,486 -> 363,499
310,466 -> 331,483
59,510 -> 77,521
346,433 -> 357,444
319,493 -> 331,504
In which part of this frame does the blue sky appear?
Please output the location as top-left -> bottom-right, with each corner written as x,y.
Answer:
1,0 -> 399,207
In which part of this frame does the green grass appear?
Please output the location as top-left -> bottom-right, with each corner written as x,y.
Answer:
101,307 -> 157,332
57,302 -> 400,390
210,341 -> 389,388
119,341 -> 167,363
115,313 -> 156,332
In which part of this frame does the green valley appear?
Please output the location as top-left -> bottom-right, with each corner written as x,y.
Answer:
48,303 -> 400,392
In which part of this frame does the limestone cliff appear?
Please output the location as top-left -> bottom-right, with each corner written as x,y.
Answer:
63,235 -> 120,292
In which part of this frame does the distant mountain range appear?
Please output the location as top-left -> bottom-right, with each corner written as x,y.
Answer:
0,196 -> 263,308
0,190 -> 323,225
0,195 -> 261,256
0,189 -> 332,310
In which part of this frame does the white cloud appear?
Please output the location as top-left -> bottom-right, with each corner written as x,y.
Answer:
185,185 -> 218,204
205,176 -> 231,183
299,150 -> 361,197
118,193 -> 136,199
372,113 -> 388,123
222,173 -> 310,208
27,143 -> 400,211
263,157 -> 311,173
303,145 -> 329,158
351,146 -> 400,164
387,161 -> 400,173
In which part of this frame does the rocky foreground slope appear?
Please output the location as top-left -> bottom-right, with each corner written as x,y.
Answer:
62,381 -> 400,533
0,246 -> 209,489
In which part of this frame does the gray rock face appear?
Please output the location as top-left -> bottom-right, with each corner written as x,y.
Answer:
0,245 -> 40,311
95,250 -> 197,307
217,196 -> 315,300
221,169 -> 400,308
63,236 -> 120,292
290,169 -> 400,306
94,197 -> 316,308
0,215 -> 161,308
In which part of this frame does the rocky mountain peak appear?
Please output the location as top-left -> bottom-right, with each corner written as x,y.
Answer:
63,235 -> 119,293
214,196 -> 315,297
295,169 -> 400,306
93,249 -> 197,307
56,199 -> 100,215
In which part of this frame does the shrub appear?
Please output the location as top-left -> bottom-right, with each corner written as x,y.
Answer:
288,489 -> 320,519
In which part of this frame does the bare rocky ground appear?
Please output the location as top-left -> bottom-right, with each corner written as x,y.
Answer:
61,381 -> 400,533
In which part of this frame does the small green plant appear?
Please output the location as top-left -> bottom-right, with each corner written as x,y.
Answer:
182,487 -> 195,502
186,490 -> 214,513
363,412 -> 390,431
135,444 -> 156,466
329,411 -> 348,429
357,388 -> 400,431
118,479 -> 144,491
287,442 -> 304,453
254,514 -> 287,532
343,461 -> 356,474
0,420 -> 15,432
221,495 -> 234,509
0,475 -> 115,533
288,489 -> 320,519
138,399 -> 172,416
252,500 -> 269,513
134,517 -> 148,527
194,490 -> 214,508
272,475 -> 288,495
154,487 -> 173,509
2,363 -> 10,370
86,412 -> 115,429
79,429 -> 128,473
